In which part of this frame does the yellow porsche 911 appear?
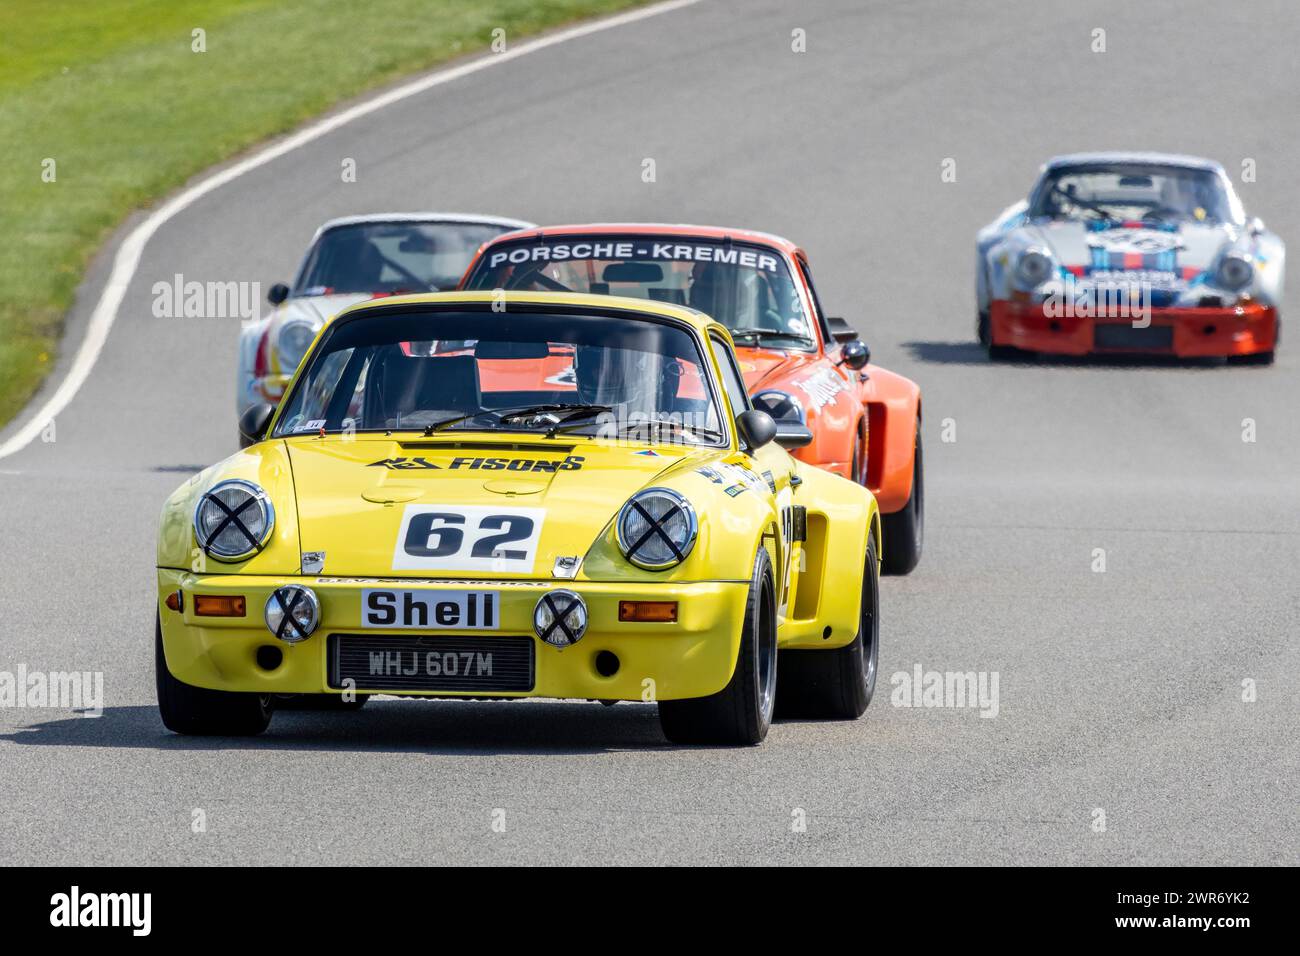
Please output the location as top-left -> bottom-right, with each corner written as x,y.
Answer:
156,292 -> 882,745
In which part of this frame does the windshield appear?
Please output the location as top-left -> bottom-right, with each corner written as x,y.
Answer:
272,308 -> 725,445
463,236 -> 815,347
1029,164 -> 1237,225
295,221 -> 513,296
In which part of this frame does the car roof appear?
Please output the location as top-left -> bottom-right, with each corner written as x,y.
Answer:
315,212 -> 535,232
481,222 -> 805,258
333,290 -> 718,335
1043,152 -> 1225,174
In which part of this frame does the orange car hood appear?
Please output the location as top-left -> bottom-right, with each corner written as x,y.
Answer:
735,347 -> 822,392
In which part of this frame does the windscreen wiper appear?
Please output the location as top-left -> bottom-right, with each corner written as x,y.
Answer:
729,327 -> 810,345
416,403 -> 610,436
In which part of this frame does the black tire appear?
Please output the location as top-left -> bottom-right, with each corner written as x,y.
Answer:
659,549 -> 777,745
275,693 -> 370,711
988,343 -> 1025,360
1227,350 -> 1275,366
980,313 -> 1030,360
775,536 -> 879,719
156,618 -> 273,735
880,422 -> 923,575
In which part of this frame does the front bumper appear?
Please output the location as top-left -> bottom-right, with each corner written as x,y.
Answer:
157,570 -> 748,702
989,299 -> 1278,358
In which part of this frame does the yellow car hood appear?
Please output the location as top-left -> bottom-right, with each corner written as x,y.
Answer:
285,435 -> 703,579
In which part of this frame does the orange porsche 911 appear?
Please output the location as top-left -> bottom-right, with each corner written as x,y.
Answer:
460,224 -> 924,574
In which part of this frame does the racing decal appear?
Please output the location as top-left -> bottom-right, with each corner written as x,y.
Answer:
369,457 -> 440,470
449,455 -> 584,472
695,461 -> 769,497
794,367 -> 849,410
762,470 -> 776,493
487,241 -> 782,274
1086,227 -> 1182,273
635,449 -> 663,457
392,505 -> 545,573
362,588 -> 498,629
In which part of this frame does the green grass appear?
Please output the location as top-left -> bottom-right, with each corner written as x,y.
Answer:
0,0 -> 647,428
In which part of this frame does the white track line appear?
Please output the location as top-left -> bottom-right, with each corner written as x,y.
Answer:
0,0 -> 702,461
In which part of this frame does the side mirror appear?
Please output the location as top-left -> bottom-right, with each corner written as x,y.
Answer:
736,409 -> 777,451
267,283 -> 290,306
774,421 -> 814,449
1248,216 -> 1266,236
239,404 -> 275,448
839,339 -> 870,371
826,316 -> 859,344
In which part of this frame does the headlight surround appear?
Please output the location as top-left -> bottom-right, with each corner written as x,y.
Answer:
276,319 -> 317,372
752,389 -> 805,423
1215,253 -> 1254,291
1015,248 -> 1055,288
193,479 -> 275,561
616,488 -> 698,570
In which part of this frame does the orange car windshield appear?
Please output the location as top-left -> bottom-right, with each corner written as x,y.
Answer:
272,307 -> 724,445
464,237 -> 815,348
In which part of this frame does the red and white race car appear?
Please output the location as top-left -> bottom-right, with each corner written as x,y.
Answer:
238,213 -> 531,421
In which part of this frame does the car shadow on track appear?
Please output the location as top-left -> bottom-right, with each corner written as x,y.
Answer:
900,340 -> 1235,369
0,701 -> 743,755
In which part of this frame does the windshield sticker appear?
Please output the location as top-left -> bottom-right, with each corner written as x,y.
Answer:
487,241 -> 781,274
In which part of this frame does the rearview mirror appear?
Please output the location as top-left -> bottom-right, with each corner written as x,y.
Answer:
238,404 -> 275,448
773,421 -> 814,449
267,283 -> 290,306
839,339 -> 870,371
736,409 -> 777,451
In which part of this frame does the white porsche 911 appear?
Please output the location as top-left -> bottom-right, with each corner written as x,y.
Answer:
237,213 -> 532,420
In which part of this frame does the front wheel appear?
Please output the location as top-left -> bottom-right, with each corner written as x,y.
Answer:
881,422 -> 923,575
156,618 -> 272,736
775,536 -> 880,719
659,549 -> 777,745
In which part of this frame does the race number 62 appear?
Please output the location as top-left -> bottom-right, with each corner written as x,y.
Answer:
392,505 -> 546,572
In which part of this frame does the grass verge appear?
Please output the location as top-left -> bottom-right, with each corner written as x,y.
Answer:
0,0 -> 648,428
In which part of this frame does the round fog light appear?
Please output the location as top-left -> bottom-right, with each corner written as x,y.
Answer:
265,585 -> 320,643
534,590 -> 588,647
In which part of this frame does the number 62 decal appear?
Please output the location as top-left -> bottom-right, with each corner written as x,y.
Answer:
392,505 -> 546,572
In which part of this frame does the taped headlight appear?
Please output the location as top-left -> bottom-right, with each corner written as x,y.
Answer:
616,488 -> 697,570
752,389 -> 805,423
1216,253 -> 1253,291
193,479 -> 274,561
1015,249 -> 1054,288
265,585 -> 320,643
277,319 -> 317,372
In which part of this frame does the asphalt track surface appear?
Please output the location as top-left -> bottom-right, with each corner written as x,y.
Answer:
2,0 -> 1297,865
